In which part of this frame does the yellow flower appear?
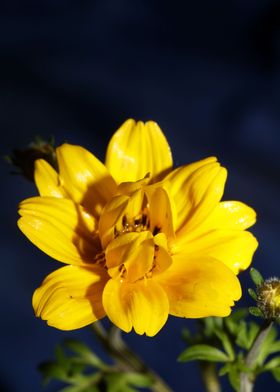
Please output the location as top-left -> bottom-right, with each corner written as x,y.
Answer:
18,119 -> 258,336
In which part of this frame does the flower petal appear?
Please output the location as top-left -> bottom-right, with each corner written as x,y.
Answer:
148,186 -> 175,239
105,231 -> 154,282
176,229 -> 258,274
33,265 -> 109,330
34,159 -> 66,198
105,119 -> 173,184
184,201 -> 257,242
102,278 -> 169,336
18,196 -> 100,265
99,189 -> 145,248
156,256 -> 241,318
164,157 -> 227,235
56,144 -> 117,217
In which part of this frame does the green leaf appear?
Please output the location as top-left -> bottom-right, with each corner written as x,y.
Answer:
263,356 -> 280,371
214,329 -> 235,360
38,361 -> 69,385
247,322 -> 260,349
228,364 -> 240,392
236,321 -> 248,349
224,308 -> 247,336
250,268 -> 264,286
178,344 -> 229,363
64,339 -> 107,369
249,307 -> 264,318
102,372 -> 155,392
248,288 -> 258,301
272,367 -> 280,382
219,364 -> 230,376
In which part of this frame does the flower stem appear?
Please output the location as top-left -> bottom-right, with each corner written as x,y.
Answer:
200,362 -> 221,392
240,320 -> 273,392
91,321 -> 173,392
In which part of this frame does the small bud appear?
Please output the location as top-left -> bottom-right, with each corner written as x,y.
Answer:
256,277 -> 280,320
6,136 -> 57,182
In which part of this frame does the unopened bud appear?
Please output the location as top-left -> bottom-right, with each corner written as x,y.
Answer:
6,137 -> 57,182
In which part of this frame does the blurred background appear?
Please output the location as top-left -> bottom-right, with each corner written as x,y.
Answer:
2,0 -> 280,391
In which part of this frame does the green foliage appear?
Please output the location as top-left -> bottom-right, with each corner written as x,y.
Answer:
250,268 -> 264,287
39,339 -> 154,392
178,309 -> 280,390
178,344 -> 230,363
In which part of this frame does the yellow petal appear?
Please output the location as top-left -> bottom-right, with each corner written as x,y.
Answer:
105,119 -> 173,184
98,194 -> 129,248
99,189 -> 145,249
148,186 -> 175,239
156,256 -> 241,318
57,144 -> 117,217
33,265 -> 109,330
34,159 -> 66,198
102,278 -> 169,336
18,196 -> 100,265
175,229 -> 258,274
164,158 -> 227,235
184,201 -> 257,242
105,231 -> 154,282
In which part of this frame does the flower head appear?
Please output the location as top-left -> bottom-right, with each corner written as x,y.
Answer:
18,119 -> 258,336
257,277 -> 280,320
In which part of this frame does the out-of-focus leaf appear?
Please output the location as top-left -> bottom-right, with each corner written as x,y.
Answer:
214,329 -> 234,360
64,339 -> 107,369
178,345 -> 229,363
263,357 -> 280,371
224,309 -> 247,336
228,364 -> 240,392
248,288 -> 258,301
250,268 -> 264,287
236,321 -> 248,349
272,367 -> 280,382
249,307 -> 264,318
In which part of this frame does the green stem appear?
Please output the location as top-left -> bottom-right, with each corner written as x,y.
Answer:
200,362 -> 222,392
91,321 -> 173,392
240,321 -> 273,392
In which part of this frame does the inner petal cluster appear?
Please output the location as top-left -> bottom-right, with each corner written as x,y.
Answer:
98,181 -> 173,284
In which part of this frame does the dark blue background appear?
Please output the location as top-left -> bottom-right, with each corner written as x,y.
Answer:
2,1 -> 280,391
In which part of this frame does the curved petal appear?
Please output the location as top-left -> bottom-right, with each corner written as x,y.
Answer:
102,278 -> 169,336
184,201 -> 257,242
34,159 -> 66,198
174,229 -> 258,274
18,196 -> 100,265
105,231 -> 154,282
33,265 -> 109,330
57,144 -> 117,217
105,119 -> 173,184
99,189 -> 145,248
155,256 -> 241,318
164,157 -> 227,235
148,186 -> 175,239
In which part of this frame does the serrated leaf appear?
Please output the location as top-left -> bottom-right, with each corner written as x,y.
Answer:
178,345 -> 229,363
248,288 -> 257,301
249,307 -> 264,318
250,268 -> 264,286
